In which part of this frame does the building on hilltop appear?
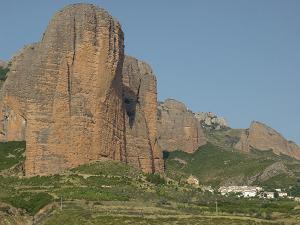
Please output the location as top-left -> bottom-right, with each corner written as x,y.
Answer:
186,175 -> 199,186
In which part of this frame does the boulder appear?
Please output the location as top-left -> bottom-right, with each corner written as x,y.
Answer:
195,112 -> 228,129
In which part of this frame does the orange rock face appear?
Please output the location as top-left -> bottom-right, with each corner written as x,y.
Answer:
0,4 -> 126,176
235,121 -> 300,160
157,99 -> 206,153
0,4 -> 164,176
123,56 -> 163,173
0,105 -> 26,141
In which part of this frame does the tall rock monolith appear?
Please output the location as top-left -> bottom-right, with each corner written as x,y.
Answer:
0,4 -> 126,176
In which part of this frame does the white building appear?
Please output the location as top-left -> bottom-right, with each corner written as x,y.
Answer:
243,190 -> 257,198
218,186 -> 259,198
264,192 -> 275,199
278,192 -> 288,198
256,187 -> 263,192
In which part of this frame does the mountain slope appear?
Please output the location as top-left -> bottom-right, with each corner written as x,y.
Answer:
165,142 -> 300,189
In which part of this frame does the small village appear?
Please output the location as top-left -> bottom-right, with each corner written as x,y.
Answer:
186,175 -> 300,202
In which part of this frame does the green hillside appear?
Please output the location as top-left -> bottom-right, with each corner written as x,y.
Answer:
0,141 -> 299,224
0,141 -> 25,171
204,128 -> 243,148
165,142 -> 300,190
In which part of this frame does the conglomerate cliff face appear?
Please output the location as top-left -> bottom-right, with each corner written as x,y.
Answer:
0,4 -> 126,176
0,4 -> 164,176
157,99 -> 206,153
122,56 -> 163,172
235,121 -> 300,160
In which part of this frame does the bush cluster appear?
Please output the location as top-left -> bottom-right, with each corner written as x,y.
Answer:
0,67 -> 9,81
146,173 -> 166,186
5,192 -> 53,215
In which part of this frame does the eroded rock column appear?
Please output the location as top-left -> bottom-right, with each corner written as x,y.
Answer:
0,4 -> 126,176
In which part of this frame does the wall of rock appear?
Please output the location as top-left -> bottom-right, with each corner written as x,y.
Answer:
123,56 -> 163,173
0,4 -> 126,176
157,99 -> 206,153
0,4 -> 164,176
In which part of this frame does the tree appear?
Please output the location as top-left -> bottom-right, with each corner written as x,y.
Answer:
0,66 -> 9,81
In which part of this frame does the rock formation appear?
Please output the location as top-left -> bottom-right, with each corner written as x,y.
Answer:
122,56 -> 163,173
0,4 -> 126,176
235,121 -> 300,160
157,99 -> 206,153
0,107 -> 26,141
195,112 -> 228,130
0,60 -> 7,68
0,4 -> 164,176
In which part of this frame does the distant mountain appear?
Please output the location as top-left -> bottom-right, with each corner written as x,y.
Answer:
235,121 -> 300,160
159,100 -> 300,161
163,111 -> 300,189
165,142 -> 300,189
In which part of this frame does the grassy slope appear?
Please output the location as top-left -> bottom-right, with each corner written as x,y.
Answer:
0,141 -> 299,224
0,141 -> 25,171
204,128 -> 243,148
43,209 -> 282,225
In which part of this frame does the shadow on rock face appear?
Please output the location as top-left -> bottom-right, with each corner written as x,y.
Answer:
123,85 -> 138,128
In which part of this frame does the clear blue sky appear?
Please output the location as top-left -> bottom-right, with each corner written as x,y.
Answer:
0,0 -> 299,144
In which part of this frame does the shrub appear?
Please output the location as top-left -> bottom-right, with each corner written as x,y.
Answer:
55,187 -> 129,201
0,67 -> 9,81
0,141 -> 26,171
146,173 -> 166,186
290,184 -> 300,196
5,192 -> 53,215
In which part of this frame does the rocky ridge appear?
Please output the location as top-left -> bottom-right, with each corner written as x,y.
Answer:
235,121 -> 300,160
195,112 -> 228,130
